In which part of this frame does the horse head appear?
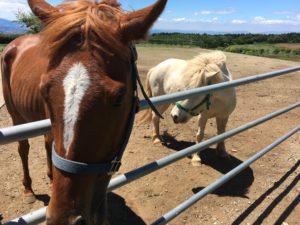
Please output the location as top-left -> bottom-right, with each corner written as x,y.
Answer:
27,0 -> 167,224
171,64 -> 221,123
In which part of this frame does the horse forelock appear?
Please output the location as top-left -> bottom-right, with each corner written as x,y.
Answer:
40,0 -> 126,61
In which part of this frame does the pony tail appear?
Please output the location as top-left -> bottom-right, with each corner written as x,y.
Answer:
137,68 -> 153,123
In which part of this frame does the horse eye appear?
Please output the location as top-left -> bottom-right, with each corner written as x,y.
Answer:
113,89 -> 126,107
113,95 -> 124,107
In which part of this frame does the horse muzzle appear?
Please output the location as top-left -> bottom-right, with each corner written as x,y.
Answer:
46,215 -> 89,225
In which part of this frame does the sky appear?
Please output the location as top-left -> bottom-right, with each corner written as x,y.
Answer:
1,0 -> 300,33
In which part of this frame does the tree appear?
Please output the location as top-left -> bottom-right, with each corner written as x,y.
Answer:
15,10 -> 42,33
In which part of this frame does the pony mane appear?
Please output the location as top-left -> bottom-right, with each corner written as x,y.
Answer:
40,0 -> 126,59
182,51 -> 226,89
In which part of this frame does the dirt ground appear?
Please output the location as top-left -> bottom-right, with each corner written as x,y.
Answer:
0,46 -> 300,225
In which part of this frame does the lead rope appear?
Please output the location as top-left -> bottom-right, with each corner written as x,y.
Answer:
130,45 -> 164,119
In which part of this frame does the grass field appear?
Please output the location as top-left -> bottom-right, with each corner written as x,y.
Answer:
0,44 -> 5,52
1,42 -> 300,62
221,43 -> 300,62
137,43 -> 300,62
275,43 -> 300,49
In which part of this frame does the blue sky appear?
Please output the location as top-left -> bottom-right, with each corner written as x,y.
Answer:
1,0 -> 300,33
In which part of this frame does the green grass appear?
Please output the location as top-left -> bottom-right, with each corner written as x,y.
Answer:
1,42 -> 299,62
139,43 -> 300,62
137,42 -> 194,48
221,43 -> 300,61
0,44 -> 6,52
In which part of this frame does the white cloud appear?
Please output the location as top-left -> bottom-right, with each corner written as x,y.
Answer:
154,16 -> 300,33
170,17 -> 197,22
232,19 -> 246,24
0,0 -> 30,20
253,16 -> 300,25
194,8 -> 236,16
173,17 -> 187,22
196,10 -> 211,15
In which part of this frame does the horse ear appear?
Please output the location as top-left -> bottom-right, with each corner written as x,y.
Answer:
205,63 -> 220,78
205,71 -> 219,78
120,0 -> 167,42
28,0 -> 56,21
204,64 -> 221,85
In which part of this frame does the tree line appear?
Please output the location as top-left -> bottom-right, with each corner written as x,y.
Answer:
146,33 -> 300,48
1,10 -> 299,49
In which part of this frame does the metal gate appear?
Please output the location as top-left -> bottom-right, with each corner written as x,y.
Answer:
1,66 -> 300,225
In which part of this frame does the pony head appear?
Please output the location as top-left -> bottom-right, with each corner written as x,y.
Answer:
171,65 -> 221,123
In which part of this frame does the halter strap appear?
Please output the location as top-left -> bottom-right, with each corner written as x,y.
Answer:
51,44 -> 154,175
129,45 -> 164,119
52,97 -> 138,175
176,94 -> 211,117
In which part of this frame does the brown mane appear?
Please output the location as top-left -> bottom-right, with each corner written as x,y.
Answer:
40,0 -> 127,59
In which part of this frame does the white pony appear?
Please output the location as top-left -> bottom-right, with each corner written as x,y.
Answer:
140,51 -> 236,166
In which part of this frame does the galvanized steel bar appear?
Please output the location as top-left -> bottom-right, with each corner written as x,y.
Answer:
1,66 -> 300,145
0,119 -> 51,145
150,125 -> 300,225
108,101 -> 300,191
2,66 -> 300,224
3,207 -> 46,225
139,66 -> 300,110
6,102 -> 300,225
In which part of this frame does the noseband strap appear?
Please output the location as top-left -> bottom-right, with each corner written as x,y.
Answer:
52,97 -> 138,175
52,146 -> 121,175
51,45 -> 153,175
176,94 -> 211,117
52,96 -> 138,175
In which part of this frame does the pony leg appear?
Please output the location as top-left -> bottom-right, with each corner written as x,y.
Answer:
216,117 -> 229,157
151,105 -> 168,144
44,133 -> 53,181
18,139 -> 36,203
192,114 -> 208,166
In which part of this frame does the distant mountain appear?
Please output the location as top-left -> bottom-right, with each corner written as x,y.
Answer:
151,29 -> 295,35
151,29 -> 250,35
0,18 -> 27,34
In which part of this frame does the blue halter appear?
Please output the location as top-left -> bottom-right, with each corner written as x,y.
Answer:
51,97 -> 138,175
51,45 -> 159,175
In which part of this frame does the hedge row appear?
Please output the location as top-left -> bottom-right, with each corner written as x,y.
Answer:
147,33 -> 300,49
0,33 -> 22,44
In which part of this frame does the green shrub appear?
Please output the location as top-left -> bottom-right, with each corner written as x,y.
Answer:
0,33 -> 20,43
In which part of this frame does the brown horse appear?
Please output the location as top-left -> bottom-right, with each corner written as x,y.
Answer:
1,0 -> 167,224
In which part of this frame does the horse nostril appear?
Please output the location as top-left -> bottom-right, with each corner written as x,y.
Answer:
73,216 -> 87,225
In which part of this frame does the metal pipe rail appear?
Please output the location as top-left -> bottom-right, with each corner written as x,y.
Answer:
139,65 -> 300,110
3,208 -> 46,225
4,102 -> 300,224
150,125 -> 300,225
1,66 -> 300,145
109,101 -> 300,190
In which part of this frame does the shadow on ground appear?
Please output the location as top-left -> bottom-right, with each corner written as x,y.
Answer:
232,160 -> 300,225
161,132 -> 195,155
161,132 -> 254,197
36,194 -> 50,206
1,193 -> 145,225
107,192 -> 146,225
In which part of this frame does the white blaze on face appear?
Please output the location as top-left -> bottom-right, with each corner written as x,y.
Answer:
63,62 -> 91,153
